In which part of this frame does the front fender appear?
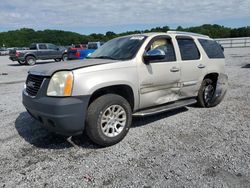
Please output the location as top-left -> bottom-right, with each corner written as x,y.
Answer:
72,67 -> 140,110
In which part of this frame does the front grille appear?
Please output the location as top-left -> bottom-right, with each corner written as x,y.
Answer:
26,74 -> 45,96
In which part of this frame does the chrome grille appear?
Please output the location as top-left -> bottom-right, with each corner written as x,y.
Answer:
26,74 -> 45,96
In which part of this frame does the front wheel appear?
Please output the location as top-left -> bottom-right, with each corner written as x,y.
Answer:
85,94 -> 132,147
62,54 -> 67,61
197,78 -> 216,107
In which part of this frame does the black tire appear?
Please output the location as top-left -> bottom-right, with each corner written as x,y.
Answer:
86,94 -> 132,147
54,58 -> 61,62
197,78 -> 216,108
25,56 -> 36,66
18,60 -> 26,65
62,53 -> 67,61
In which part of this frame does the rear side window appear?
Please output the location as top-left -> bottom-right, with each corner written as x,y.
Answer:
177,38 -> 200,61
198,39 -> 225,59
48,44 -> 58,50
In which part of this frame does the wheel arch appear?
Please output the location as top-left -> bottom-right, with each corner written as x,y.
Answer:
24,53 -> 37,60
203,72 -> 219,87
88,84 -> 136,111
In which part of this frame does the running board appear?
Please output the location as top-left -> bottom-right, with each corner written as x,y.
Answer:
133,98 -> 197,117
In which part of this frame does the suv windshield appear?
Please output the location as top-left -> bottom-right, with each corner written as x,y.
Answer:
88,36 -> 147,60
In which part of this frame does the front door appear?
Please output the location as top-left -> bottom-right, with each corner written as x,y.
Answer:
47,44 -> 61,59
37,44 -> 49,59
137,36 -> 181,109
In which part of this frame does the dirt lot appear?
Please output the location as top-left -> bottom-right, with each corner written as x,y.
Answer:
0,49 -> 250,187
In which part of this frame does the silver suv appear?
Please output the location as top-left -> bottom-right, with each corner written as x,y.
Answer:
23,31 -> 228,146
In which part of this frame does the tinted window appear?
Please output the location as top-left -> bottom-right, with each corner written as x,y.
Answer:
29,44 -> 37,50
89,36 -> 147,60
148,38 -> 176,62
48,44 -> 58,50
39,44 -> 47,50
199,39 -> 225,59
88,43 -> 98,50
177,38 -> 200,60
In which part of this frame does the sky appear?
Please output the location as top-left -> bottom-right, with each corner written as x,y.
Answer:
0,0 -> 250,34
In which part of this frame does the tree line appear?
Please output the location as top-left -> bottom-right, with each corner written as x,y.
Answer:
0,24 -> 249,47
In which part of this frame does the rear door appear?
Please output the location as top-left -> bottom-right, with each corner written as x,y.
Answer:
138,35 -> 181,109
176,36 -> 207,97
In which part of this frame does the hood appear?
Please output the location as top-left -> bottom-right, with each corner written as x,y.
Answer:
28,59 -> 119,76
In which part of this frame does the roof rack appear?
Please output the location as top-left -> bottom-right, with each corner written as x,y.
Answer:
167,31 -> 209,38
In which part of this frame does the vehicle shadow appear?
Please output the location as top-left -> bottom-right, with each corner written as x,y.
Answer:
242,64 -> 250,68
15,112 -> 97,149
15,108 -> 188,149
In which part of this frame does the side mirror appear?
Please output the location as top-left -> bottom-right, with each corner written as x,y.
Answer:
143,49 -> 166,63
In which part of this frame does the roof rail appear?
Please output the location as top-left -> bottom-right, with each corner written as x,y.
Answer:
167,31 -> 209,38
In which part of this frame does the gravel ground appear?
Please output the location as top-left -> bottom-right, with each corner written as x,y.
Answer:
0,48 -> 250,187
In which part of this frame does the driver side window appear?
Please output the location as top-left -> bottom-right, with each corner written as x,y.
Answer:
148,38 -> 176,62
48,44 -> 58,50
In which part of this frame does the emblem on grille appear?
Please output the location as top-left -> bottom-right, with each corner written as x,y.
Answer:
27,81 -> 36,88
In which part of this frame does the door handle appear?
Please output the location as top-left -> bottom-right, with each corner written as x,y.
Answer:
197,64 -> 206,69
170,67 -> 180,72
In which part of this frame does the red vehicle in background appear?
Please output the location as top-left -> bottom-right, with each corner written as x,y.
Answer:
67,44 -> 87,60
67,42 -> 103,60
69,44 -> 87,51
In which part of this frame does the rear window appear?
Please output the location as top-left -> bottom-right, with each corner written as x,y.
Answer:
198,39 -> 225,59
177,38 -> 200,61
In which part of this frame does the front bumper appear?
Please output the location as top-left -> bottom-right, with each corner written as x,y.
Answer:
22,78 -> 90,136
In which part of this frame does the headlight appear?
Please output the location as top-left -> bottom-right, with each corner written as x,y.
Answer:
47,71 -> 73,96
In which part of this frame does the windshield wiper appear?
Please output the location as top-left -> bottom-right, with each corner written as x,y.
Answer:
90,56 -> 118,60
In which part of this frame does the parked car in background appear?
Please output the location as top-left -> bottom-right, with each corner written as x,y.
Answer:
22,32 -> 228,146
67,42 -> 103,60
9,43 -> 67,65
0,48 -> 9,56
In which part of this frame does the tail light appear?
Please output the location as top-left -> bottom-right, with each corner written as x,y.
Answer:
76,51 -> 80,58
16,52 -> 20,57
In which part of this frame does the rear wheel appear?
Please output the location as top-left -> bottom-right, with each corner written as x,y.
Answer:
85,94 -> 132,147
197,78 -> 216,107
25,56 -> 36,66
